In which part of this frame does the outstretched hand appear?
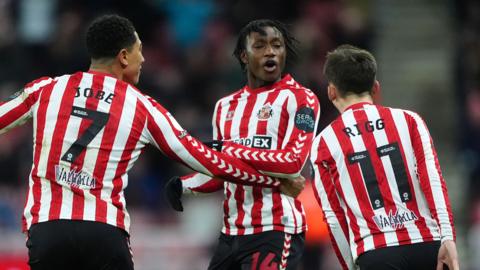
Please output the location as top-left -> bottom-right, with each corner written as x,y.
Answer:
279,176 -> 306,198
436,240 -> 459,270
164,176 -> 184,212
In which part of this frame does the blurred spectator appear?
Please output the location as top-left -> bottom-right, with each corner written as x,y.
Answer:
455,0 -> 480,269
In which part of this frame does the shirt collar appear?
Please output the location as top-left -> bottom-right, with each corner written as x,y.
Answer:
344,102 -> 373,112
87,70 -> 117,79
244,74 -> 293,93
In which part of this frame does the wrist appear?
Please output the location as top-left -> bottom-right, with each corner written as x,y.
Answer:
441,237 -> 454,244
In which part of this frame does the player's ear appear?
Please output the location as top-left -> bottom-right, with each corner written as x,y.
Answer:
371,80 -> 381,104
240,51 -> 248,65
327,84 -> 337,102
118,48 -> 129,68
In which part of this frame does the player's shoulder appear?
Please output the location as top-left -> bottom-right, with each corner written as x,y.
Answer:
278,75 -> 305,91
222,86 -> 245,100
278,75 -> 317,99
215,86 -> 246,106
317,121 -> 336,140
25,76 -> 53,87
23,76 -> 56,94
383,105 -> 422,120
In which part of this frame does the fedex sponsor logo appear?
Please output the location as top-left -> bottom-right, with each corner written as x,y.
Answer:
232,135 -> 272,149
373,209 -> 418,230
55,165 -> 97,189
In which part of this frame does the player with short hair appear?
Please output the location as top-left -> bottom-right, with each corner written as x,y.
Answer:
310,44 -> 459,270
0,14 -> 293,270
165,19 -> 320,270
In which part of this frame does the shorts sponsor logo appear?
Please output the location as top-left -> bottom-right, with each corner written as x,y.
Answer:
55,165 -> 97,189
373,209 -> 418,230
294,107 -> 315,132
232,135 -> 272,149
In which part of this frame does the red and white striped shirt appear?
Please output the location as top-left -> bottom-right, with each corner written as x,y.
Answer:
182,75 -> 320,235
310,102 -> 455,269
0,71 -> 284,234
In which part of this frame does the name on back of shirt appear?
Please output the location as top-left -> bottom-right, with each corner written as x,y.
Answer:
75,87 -> 115,104
343,118 -> 384,138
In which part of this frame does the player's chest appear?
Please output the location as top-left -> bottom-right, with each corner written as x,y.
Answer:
218,93 -> 290,141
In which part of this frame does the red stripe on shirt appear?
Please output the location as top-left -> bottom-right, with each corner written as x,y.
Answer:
379,107 -> 433,241
354,107 -> 410,245
332,117 -> 386,254
255,91 -> 287,233
112,98 -> 146,230
70,74 -> 104,220
222,92 -> 242,234
233,91 -> 257,234
407,112 -> 455,240
24,80 -> 57,230
46,74 -> 82,220
311,141 -> 349,270
91,80 -> 127,223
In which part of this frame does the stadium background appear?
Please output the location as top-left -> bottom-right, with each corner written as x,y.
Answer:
0,0 -> 478,269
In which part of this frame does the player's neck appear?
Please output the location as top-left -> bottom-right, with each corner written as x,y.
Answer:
89,61 -> 123,81
247,73 -> 281,90
335,94 -> 374,113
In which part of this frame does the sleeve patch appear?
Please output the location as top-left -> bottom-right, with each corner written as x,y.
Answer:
295,107 -> 315,132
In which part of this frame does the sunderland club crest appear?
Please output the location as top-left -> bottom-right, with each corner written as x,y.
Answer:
257,103 -> 273,120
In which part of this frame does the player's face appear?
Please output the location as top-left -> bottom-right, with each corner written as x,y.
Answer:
243,26 -> 286,85
123,32 -> 144,85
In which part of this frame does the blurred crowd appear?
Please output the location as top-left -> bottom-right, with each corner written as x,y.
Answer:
456,0 -> 480,214
455,0 -> 480,267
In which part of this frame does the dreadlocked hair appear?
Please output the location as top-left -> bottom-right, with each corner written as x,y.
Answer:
233,19 -> 299,71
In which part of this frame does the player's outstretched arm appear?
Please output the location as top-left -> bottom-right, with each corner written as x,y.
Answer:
407,111 -> 456,243
310,136 -> 355,270
0,77 -> 52,134
165,173 -> 305,212
144,97 -> 282,188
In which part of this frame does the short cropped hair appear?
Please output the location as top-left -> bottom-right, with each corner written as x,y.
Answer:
323,44 -> 377,96
86,14 -> 137,60
233,19 -> 299,71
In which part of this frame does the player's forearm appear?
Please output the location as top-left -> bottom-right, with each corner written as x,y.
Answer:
435,178 -> 456,242
221,139 -> 310,178
180,135 -> 281,187
325,218 -> 355,270
0,92 -> 33,133
312,164 -> 354,269
180,173 -> 223,194
0,78 -> 51,133
146,102 -> 282,188
410,111 -> 456,242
